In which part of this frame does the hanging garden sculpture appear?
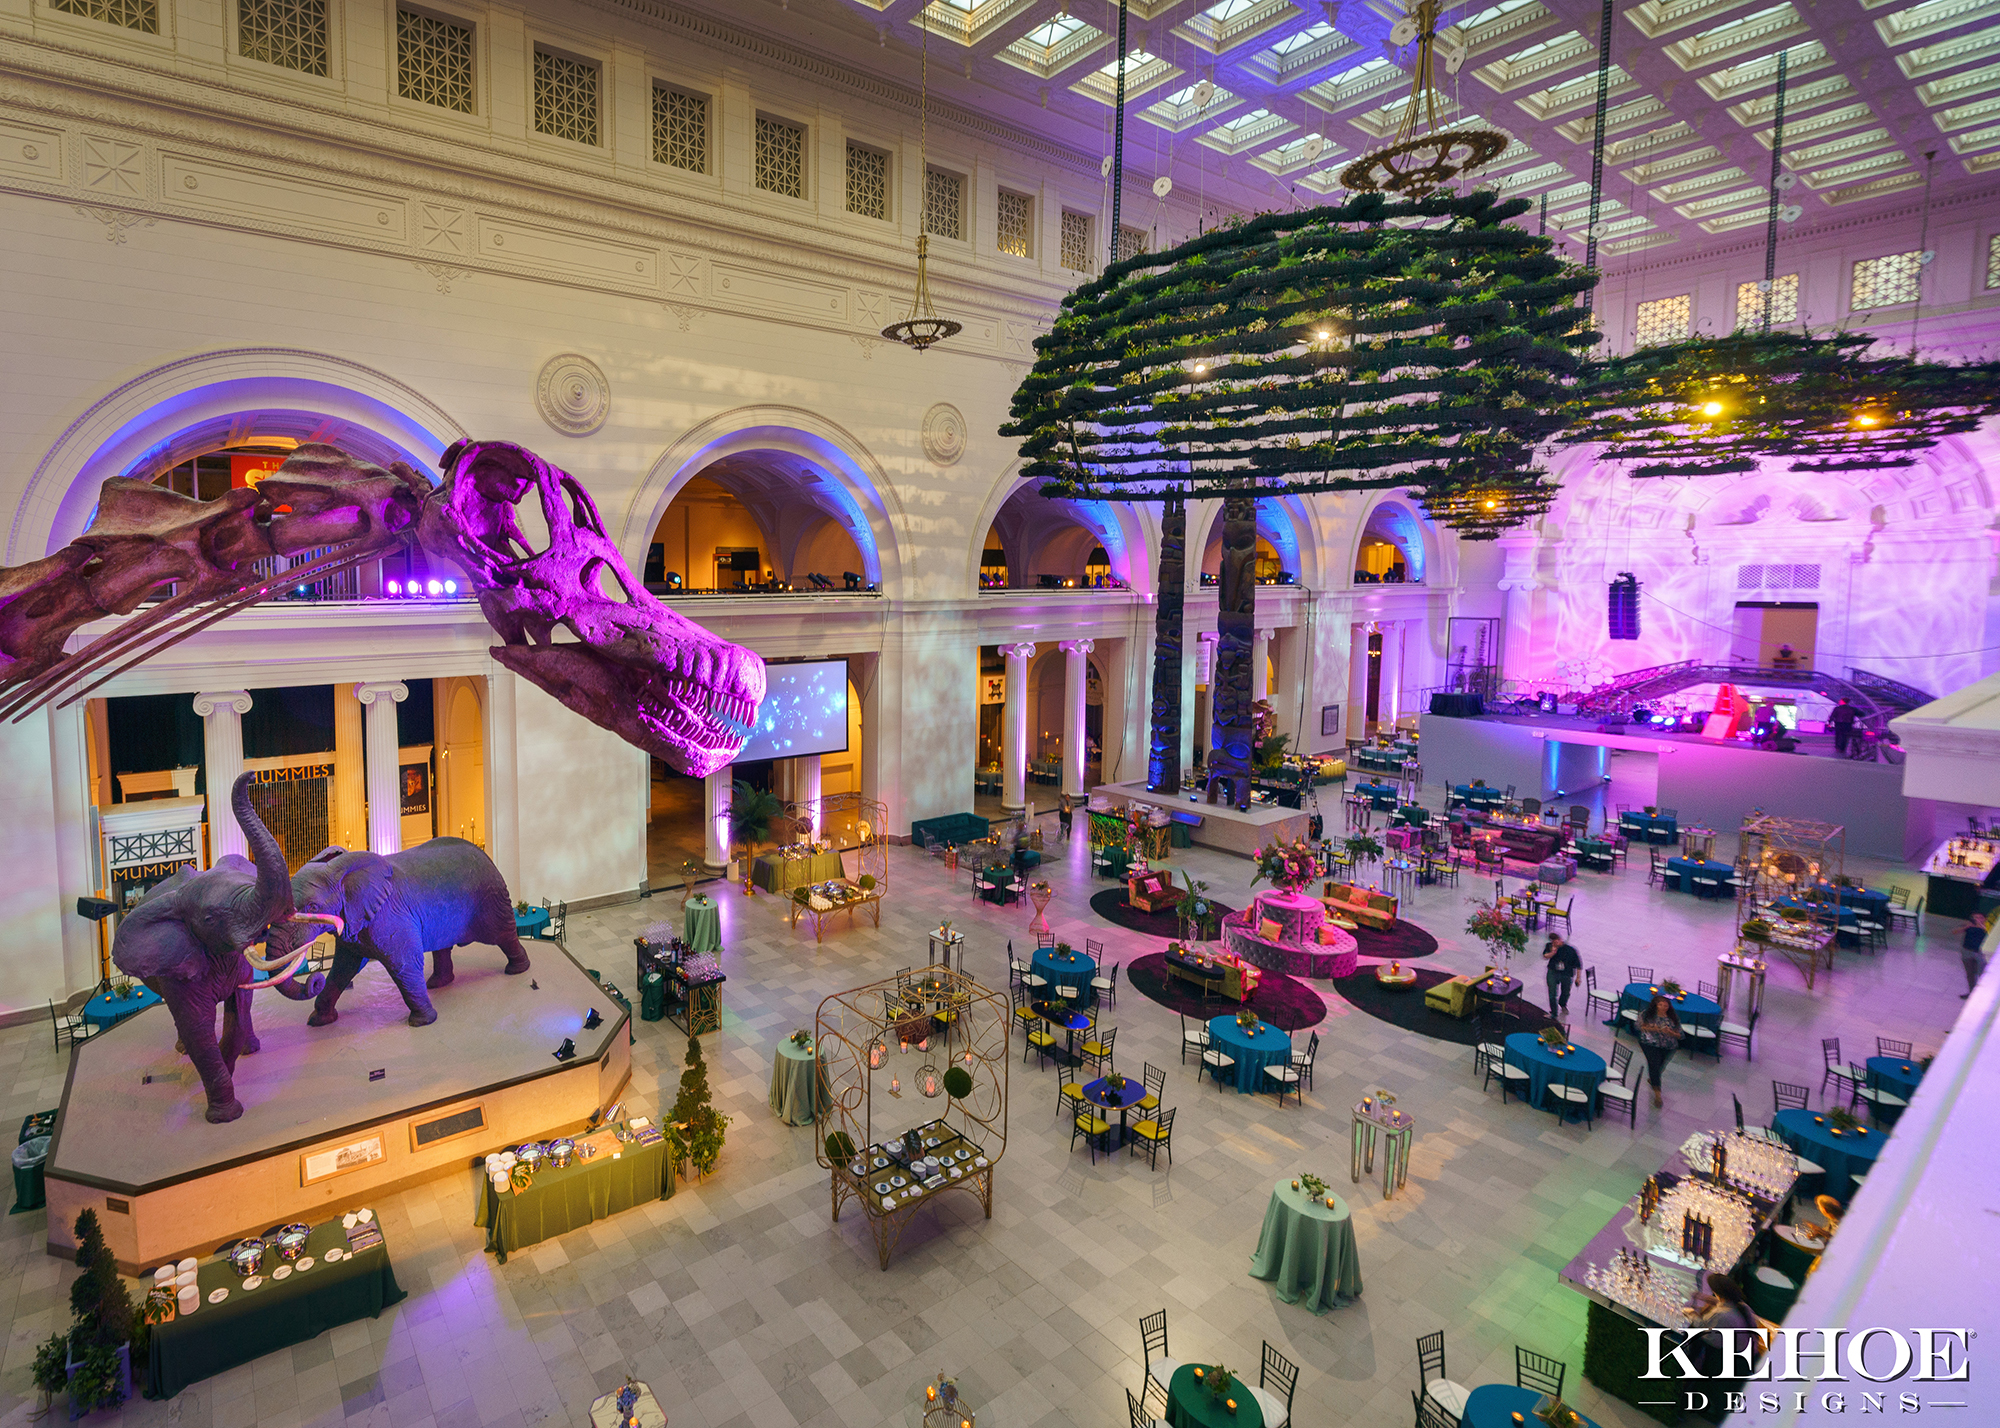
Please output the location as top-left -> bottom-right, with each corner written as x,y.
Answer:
1003,188 -> 1595,805
0,440 -> 766,775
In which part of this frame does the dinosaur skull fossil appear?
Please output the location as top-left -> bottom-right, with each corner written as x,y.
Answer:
419,440 -> 764,778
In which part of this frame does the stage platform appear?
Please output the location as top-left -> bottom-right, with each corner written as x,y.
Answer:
45,943 -> 629,1273
1097,780 -> 1313,857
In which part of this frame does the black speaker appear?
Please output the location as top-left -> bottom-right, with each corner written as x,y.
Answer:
1607,572 -> 1642,641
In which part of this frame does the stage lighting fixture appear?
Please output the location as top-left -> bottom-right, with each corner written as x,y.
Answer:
425,579 -> 441,595
553,1037 -> 577,1062
1701,401 -> 1724,417
385,580 -> 400,594
584,1008 -> 602,1030
444,579 -> 458,594
843,571 -> 863,591
666,572 -> 683,589
1631,706 -> 1652,723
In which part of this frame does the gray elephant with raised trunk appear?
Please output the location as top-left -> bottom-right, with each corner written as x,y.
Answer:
110,773 -> 334,1123
263,838 -> 532,1028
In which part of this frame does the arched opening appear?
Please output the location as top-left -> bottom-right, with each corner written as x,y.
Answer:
982,485 -> 1128,590
1197,499 -> 1300,587
1354,500 -> 1426,584
646,453 -> 871,594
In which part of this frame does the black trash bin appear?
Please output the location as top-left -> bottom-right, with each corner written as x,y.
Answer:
11,1134 -> 49,1214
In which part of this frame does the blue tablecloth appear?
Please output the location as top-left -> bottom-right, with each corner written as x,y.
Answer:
1773,1107 -> 1885,1200
1664,857 -> 1735,895
1207,1015 -> 1293,1094
1031,947 -> 1098,1005
1354,782 -> 1399,810
1620,812 -> 1679,842
1837,886 -> 1893,920
1453,785 -> 1503,808
1463,1385 -> 1603,1428
82,985 -> 162,1030
514,906 -> 551,938
1616,982 -> 1722,1037
1502,1032 -> 1605,1116
1865,1055 -> 1923,1101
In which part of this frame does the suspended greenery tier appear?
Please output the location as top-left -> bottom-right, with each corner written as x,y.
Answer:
1000,189 -> 1596,538
1559,329 -> 2000,478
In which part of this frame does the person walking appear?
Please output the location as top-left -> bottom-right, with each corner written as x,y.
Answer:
1636,994 -> 1684,1109
1058,795 -> 1074,842
1542,934 -> 1582,1018
1961,912 -> 1989,998
1829,698 -> 1858,756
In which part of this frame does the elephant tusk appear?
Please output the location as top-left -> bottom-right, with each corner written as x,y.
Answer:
240,915 -> 342,971
240,940 -> 313,988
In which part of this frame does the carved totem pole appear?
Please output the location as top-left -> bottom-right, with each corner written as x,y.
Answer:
1146,499 -> 1186,793
1206,496 -> 1257,811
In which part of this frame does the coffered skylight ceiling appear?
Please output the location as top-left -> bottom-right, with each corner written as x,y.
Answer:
716,0 -> 2000,267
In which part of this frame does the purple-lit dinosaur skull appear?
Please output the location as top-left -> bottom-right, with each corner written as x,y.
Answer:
418,440 -> 764,778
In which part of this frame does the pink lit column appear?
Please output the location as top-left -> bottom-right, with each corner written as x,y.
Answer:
356,681 -> 408,855
1060,639 -> 1093,799
1001,641 -> 1037,812
193,690 -> 253,861
703,768 -> 731,873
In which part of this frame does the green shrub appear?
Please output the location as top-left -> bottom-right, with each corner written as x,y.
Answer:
943,1066 -> 973,1099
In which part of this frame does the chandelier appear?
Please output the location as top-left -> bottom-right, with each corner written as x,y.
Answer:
882,20 -> 961,352
1339,0 -> 1508,195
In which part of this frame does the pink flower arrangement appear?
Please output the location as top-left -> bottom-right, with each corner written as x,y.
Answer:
1251,838 -> 1320,893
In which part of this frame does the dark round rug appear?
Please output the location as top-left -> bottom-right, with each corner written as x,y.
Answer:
1331,966 -> 1555,1047
1088,887 -> 1237,940
1349,920 -> 1441,961
1126,952 -> 1327,1031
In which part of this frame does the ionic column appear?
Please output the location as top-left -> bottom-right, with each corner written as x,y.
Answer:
355,681 -> 408,855
1060,639 -> 1094,799
796,754 -> 823,840
193,690 -> 253,862
1252,628 -> 1273,703
703,768 -> 731,872
331,682 -> 366,849
1001,641 -> 1037,812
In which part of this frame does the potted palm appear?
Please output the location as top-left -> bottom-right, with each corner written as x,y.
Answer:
729,781 -> 784,895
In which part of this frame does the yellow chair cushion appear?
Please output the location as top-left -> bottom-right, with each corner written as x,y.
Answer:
1082,1040 -> 1110,1057
1137,1094 -> 1160,1111
1076,1115 -> 1110,1134
1060,1082 -> 1088,1101
1133,1119 -> 1168,1140
1028,1030 -> 1056,1047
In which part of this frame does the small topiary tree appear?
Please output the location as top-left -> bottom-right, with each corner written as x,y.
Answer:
70,1210 -> 133,1353
669,1036 -> 731,1177
943,1066 -> 973,1100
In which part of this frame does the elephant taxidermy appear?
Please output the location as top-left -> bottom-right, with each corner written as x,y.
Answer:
110,773 -> 339,1124
264,837 -> 532,1029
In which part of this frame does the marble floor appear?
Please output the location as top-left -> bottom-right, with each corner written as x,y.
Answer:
0,786 -> 1973,1428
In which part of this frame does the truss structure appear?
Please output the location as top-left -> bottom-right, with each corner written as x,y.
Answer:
1736,814 -> 1847,989
815,968 -> 1009,1269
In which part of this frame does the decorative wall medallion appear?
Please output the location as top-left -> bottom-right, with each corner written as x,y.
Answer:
73,205 -> 154,244
922,403 -> 967,466
419,203 -> 465,254
665,302 -> 696,333
82,136 -> 143,198
414,261 -> 465,294
535,354 -> 610,436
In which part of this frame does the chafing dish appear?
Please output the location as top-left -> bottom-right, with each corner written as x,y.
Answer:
228,1240 -> 267,1277
263,1223 -> 310,1261
516,1141 -> 547,1170
547,1138 -> 576,1169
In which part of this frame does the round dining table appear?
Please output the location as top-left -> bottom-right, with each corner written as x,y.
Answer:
1864,1055 -> 1923,1102
1031,946 -> 1097,1005
1616,982 -> 1722,1037
1082,1075 -> 1149,1149
1206,1015 -> 1293,1094
1462,1384 -> 1602,1428
513,905 -> 550,938
1248,1178 -> 1363,1312
1165,1365 -> 1265,1428
1772,1107 -> 1885,1200
683,895 -> 722,952
1501,1032 -> 1605,1116
767,1038 -> 822,1126
82,983 -> 162,1031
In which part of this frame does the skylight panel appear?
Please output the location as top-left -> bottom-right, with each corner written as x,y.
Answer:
1020,17 -> 1087,47
1271,20 -> 1335,53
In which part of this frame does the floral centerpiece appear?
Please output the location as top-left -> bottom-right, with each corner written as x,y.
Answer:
1740,917 -> 1773,943
1250,838 -> 1320,893
1535,1397 -> 1584,1428
1828,1106 -> 1862,1134
789,1029 -> 812,1049
1235,1009 -> 1259,1030
1177,872 -> 1219,943
1537,1025 -> 1568,1049
1343,833 -> 1385,868
1298,1172 -> 1329,1199
1660,978 -> 1685,998
1466,905 -> 1528,964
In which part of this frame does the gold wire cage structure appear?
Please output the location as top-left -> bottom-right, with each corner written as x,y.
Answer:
815,966 -> 1009,1269
1736,814 -> 1847,989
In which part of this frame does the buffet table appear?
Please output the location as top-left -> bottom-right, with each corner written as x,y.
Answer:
1921,834 -> 1997,919
475,1132 -> 675,1263
146,1216 -> 405,1400
751,849 -> 844,894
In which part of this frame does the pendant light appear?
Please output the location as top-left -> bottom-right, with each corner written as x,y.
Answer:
1338,0 -> 1505,194
882,19 -> 962,352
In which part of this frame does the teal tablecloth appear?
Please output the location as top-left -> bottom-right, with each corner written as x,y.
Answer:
1248,1179 -> 1362,1311
1031,947 -> 1096,1004
1773,1107 -> 1884,1200
514,906 -> 551,938
1616,982 -> 1721,1037
1463,1385 -> 1602,1428
83,985 -> 162,1029
1619,812 -> 1679,842
769,1040 -> 823,1125
1865,1055 -> 1923,1101
683,896 -> 721,952
1166,1365 -> 1267,1428
1207,1016 -> 1293,1094
146,1217 -> 404,1400
1502,1032 -> 1605,1115
1663,858 -> 1734,895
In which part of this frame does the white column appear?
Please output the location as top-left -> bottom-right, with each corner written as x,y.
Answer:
193,690 -> 253,861
1001,641 -> 1037,811
1251,627 -> 1273,703
703,768 -> 731,871
1060,639 -> 1094,799
355,681 -> 408,856
332,682 -> 366,849
797,754 -> 823,839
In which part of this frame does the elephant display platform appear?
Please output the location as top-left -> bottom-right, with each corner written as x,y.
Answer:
45,943 -> 627,1273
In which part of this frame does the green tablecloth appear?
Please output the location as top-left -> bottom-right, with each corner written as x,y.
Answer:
474,1136 -> 674,1263
640,971 -> 667,1021
750,850 -> 843,894
146,1217 -> 404,1400
769,1040 -> 823,1125
1248,1178 -> 1362,1311
683,896 -> 721,952
1166,1364 -> 1266,1428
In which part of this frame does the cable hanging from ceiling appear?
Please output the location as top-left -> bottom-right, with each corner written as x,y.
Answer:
880,14 -> 961,352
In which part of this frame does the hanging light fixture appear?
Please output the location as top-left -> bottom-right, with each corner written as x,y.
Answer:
1339,0 -> 1505,194
882,19 -> 962,352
